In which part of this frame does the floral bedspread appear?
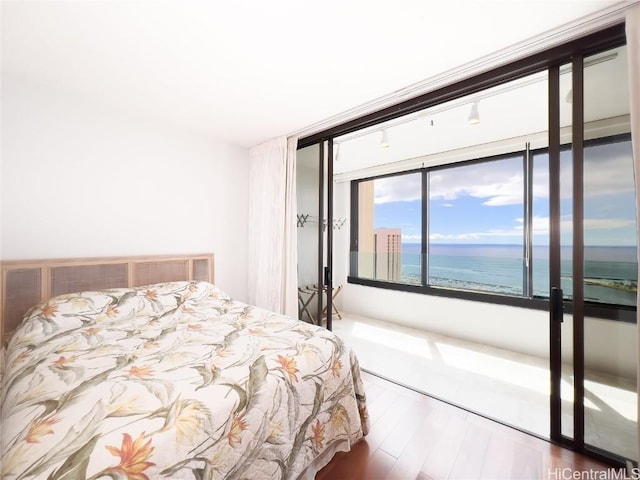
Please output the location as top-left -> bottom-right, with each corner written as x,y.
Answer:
1,281 -> 369,479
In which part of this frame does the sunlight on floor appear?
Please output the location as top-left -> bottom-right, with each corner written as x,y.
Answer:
435,342 -> 549,395
335,314 -> 638,461
434,342 -> 600,411
352,321 -> 433,359
585,379 -> 637,421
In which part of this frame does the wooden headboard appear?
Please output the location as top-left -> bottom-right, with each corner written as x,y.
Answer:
0,253 -> 214,343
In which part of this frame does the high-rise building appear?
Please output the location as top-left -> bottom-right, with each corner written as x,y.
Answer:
374,228 -> 402,281
357,182 -> 403,282
357,182 -> 375,278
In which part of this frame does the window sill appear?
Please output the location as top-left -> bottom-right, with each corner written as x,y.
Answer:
347,276 -> 637,323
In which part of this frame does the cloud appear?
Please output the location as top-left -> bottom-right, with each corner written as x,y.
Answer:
402,234 -> 422,242
423,212 -> 635,245
431,215 -> 537,242
370,141 -> 634,207
372,158 -> 525,206
430,232 -> 482,241
373,173 -> 421,204
583,145 -> 636,198
587,218 -> 635,229
429,159 -> 524,206
482,195 -> 522,206
514,215 -> 550,235
534,146 -> 635,201
518,215 -> 634,231
430,228 -> 524,241
442,203 -> 455,208
374,144 -> 635,207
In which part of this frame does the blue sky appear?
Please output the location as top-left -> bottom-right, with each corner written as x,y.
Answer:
373,140 -> 637,247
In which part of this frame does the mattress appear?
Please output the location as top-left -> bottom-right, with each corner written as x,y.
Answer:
1,281 -> 369,479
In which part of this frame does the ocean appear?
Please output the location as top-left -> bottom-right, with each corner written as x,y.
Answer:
401,243 -> 638,306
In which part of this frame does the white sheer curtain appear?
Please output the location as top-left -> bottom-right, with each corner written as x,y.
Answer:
248,136 -> 298,318
628,3 -> 640,462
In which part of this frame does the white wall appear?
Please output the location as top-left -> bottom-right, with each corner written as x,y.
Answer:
333,180 -> 637,380
1,74 -> 249,301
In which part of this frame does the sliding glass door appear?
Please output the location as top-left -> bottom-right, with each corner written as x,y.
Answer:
338,69 -> 554,437
549,44 -> 637,463
580,46 -> 637,462
298,23 -> 635,467
296,141 -> 335,330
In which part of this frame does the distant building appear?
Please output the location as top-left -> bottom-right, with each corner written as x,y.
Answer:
357,182 -> 402,281
374,228 -> 402,281
357,182 -> 376,278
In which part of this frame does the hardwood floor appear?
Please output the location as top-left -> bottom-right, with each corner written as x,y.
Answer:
316,372 -> 614,480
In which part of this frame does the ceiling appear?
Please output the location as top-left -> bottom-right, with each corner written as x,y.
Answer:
1,0 -> 630,148
333,45 -> 630,176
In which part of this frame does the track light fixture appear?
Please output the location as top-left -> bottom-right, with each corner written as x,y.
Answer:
380,129 -> 390,148
468,101 -> 480,125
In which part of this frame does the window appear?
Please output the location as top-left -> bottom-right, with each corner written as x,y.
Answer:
332,41 -> 635,320
349,135 -> 638,314
428,155 -> 524,295
355,172 -> 422,285
574,137 -> 636,307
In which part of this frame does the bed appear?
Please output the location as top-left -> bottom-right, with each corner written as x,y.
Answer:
1,255 -> 369,479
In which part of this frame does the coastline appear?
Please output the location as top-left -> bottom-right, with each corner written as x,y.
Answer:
393,244 -> 637,306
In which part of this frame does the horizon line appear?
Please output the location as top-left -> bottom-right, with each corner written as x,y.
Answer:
402,242 -> 637,247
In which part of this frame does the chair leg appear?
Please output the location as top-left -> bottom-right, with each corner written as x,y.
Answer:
322,285 -> 343,320
298,288 -> 316,324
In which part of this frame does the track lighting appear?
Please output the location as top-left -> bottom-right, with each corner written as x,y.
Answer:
419,113 -> 435,127
468,101 -> 480,125
380,129 -> 390,148
334,143 -> 340,161
565,88 -> 572,104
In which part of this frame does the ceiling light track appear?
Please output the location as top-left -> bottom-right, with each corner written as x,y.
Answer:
335,50 -> 618,144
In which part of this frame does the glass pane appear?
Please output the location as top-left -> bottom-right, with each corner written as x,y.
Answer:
336,68 -> 552,444
322,140 -> 330,328
428,156 -> 524,295
560,148 -> 574,303
583,138 -> 637,307
531,151 -> 548,298
583,45 -> 637,461
296,144 -> 321,323
529,149 -> 573,302
559,63 -> 574,441
356,172 -> 422,285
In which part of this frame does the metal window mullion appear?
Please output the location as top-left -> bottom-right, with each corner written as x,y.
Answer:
523,143 -> 533,298
572,54 -> 586,450
350,180 -> 359,277
327,139 -> 334,331
317,141 -> 325,326
422,170 -> 429,287
549,64 -> 563,441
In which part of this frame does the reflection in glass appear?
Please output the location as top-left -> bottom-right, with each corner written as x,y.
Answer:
583,138 -> 637,307
296,145 -> 321,323
583,45 -> 637,461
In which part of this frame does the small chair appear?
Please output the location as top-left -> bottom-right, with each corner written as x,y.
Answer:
298,285 -> 318,324
322,284 -> 343,320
